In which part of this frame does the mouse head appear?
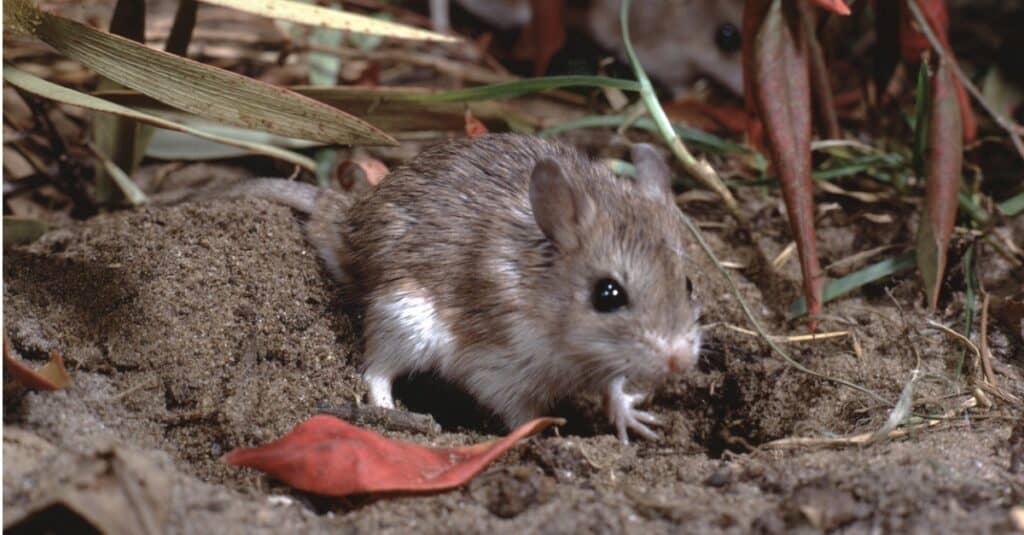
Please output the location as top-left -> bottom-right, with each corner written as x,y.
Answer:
529,144 -> 702,386
588,0 -> 745,96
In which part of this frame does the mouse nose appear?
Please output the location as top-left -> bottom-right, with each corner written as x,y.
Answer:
665,350 -> 697,373
652,332 -> 701,374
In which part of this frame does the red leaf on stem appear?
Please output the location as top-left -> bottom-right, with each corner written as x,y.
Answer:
224,415 -> 563,497
900,0 -> 976,141
916,57 -> 962,312
747,0 -> 824,328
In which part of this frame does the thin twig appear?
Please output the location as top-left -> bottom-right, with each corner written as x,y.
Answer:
978,293 -> 998,387
976,294 -> 1021,405
762,396 -> 977,450
824,244 -> 900,273
905,0 -> 1024,161
928,319 -> 981,377
105,377 -> 159,402
722,324 -> 850,343
300,43 -> 511,85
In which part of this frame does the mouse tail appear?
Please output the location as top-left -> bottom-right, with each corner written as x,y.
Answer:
150,177 -> 356,285
149,177 -> 323,215
219,178 -> 321,214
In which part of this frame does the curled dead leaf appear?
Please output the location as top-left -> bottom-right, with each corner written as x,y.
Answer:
224,415 -> 563,497
3,336 -> 72,390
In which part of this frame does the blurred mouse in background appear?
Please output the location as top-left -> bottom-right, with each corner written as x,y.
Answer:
429,0 -> 745,97
587,0 -> 745,97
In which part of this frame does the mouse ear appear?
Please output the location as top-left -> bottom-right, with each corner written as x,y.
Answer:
630,143 -> 672,202
530,158 -> 594,250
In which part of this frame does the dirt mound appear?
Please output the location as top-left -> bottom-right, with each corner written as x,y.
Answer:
4,200 -> 1021,533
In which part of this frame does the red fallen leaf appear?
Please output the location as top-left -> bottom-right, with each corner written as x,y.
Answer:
916,57 -> 962,312
807,0 -> 850,16
747,0 -> 825,329
224,415 -> 563,497
3,336 -> 71,390
464,109 -> 489,137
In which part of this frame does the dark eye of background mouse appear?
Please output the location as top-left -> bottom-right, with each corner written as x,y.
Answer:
592,278 -> 628,313
714,22 -> 742,53
685,276 -> 694,296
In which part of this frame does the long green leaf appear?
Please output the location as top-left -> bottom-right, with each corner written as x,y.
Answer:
789,251 -> 917,318
97,74 -> 638,105
4,0 -> 396,146
538,115 -> 748,155
398,76 -> 640,103
97,86 -> 540,133
999,191 -> 1024,216
145,118 -> 321,161
200,0 -> 456,43
4,65 -> 317,171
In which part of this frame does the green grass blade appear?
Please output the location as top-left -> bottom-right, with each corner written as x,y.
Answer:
4,65 -> 317,171
405,76 -> 640,103
998,191 -> 1024,216
789,251 -> 917,318
91,145 -> 149,205
144,120 -> 322,161
539,115 -> 748,155
911,61 -> 932,179
618,0 -> 739,218
95,86 -> 544,133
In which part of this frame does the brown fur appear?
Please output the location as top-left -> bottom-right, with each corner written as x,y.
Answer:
321,135 -> 700,425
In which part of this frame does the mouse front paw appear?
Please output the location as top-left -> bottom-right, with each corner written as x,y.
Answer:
604,376 -> 661,444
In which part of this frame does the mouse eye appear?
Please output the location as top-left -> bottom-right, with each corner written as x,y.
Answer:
714,22 -> 742,54
685,276 -> 694,296
592,278 -> 629,313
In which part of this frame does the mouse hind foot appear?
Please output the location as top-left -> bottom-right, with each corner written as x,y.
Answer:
358,282 -> 457,409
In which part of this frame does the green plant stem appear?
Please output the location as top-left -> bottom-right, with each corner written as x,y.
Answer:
619,0 -> 743,223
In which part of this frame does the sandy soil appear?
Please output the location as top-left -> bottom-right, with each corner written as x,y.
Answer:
4,185 -> 1022,533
